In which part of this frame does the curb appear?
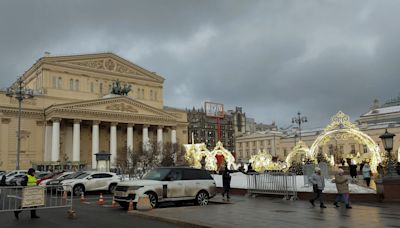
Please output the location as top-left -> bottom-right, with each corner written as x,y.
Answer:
128,210 -> 212,228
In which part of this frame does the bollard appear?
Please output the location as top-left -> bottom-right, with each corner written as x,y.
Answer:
80,192 -> 86,203
111,196 -> 117,208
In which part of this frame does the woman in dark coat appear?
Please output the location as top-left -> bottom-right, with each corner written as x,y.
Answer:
222,165 -> 231,200
349,162 -> 358,180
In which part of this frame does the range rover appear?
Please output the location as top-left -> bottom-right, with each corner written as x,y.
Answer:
114,167 -> 216,209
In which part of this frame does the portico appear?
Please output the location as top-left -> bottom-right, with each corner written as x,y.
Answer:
44,96 -> 179,169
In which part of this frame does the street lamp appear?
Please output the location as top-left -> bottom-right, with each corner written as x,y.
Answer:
6,78 -> 34,170
292,112 -> 307,142
379,129 -> 396,176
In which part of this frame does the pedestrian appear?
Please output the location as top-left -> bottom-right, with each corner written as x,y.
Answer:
377,163 -> 384,179
362,162 -> 371,187
349,161 -> 358,180
309,167 -> 326,208
222,165 -> 231,200
332,168 -> 352,209
14,168 -> 40,219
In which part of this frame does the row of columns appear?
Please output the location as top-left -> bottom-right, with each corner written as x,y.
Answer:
48,119 -> 177,169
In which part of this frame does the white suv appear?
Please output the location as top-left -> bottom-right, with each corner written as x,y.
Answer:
61,171 -> 120,196
114,167 -> 216,209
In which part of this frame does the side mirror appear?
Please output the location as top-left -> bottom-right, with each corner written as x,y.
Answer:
87,176 -> 93,180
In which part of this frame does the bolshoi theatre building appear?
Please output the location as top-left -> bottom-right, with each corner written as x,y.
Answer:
0,53 -> 188,171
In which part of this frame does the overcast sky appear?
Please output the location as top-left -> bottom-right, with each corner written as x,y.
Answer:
1,0 -> 400,129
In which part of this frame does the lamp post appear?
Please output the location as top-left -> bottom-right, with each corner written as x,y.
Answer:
379,129 -> 396,177
292,112 -> 307,142
6,78 -> 34,170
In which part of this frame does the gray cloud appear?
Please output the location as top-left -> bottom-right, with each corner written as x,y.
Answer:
1,0 -> 400,129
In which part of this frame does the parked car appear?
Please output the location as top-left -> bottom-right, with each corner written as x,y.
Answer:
114,167 -> 216,209
39,171 -> 74,186
4,170 -> 27,185
46,172 -> 85,189
6,173 -> 26,186
60,171 -> 121,196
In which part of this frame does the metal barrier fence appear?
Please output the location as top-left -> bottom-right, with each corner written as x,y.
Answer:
0,185 -> 73,213
247,172 -> 298,200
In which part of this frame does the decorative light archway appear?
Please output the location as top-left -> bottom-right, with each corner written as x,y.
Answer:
285,140 -> 310,170
309,111 -> 382,173
184,141 -> 239,171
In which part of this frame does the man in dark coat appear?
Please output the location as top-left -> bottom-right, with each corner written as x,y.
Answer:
222,165 -> 232,200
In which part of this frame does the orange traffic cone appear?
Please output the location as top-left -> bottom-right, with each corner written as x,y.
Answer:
97,193 -> 105,206
127,199 -> 134,212
80,192 -> 86,203
111,196 -> 117,208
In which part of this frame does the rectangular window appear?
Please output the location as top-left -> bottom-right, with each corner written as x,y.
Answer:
57,77 -> 62,89
363,145 -> 368,153
90,82 -> 94,93
99,83 -> 103,94
284,149 -> 287,156
75,80 -> 80,91
351,145 -> 356,153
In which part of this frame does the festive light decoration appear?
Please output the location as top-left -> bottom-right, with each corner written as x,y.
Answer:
249,149 -> 272,173
285,140 -> 311,170
309,111 -> 382,173
184,141 -> 239,171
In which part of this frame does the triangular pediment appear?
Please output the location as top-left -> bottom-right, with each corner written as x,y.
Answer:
42,53 -> 164,82
47,96 -> 176,120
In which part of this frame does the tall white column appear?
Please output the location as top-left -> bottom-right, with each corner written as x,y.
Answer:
44,123 -> 52,161
92,121 -> 100,169
72,119 -> 81,162
110,122 -> 118,168
51,118 -> 61,162
157,126 -> 163,150
142,125 -> 149,151
171,126 -> 177,144
127,123 -> 134,164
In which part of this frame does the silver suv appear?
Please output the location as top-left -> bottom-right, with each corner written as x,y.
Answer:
114,167 -> 216,209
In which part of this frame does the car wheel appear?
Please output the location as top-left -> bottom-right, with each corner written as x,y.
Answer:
195,191 -> 209,206
73,185 -> 85,196
109,184 -> 117,194
145,192 -> 158,208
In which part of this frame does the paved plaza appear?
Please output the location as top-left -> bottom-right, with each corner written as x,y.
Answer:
132,195 -> 400,228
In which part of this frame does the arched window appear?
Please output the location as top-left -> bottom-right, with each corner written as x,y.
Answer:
75,79 -> 79,91
57,77 -> 62,89
70,79 -> 74,90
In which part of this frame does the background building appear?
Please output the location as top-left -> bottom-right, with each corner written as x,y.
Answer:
236,98 -> 400,163
187,107 -> 235,151
0,53 -> 188,170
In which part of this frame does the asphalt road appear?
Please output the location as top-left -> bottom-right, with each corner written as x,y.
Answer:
0,193 -> 188,228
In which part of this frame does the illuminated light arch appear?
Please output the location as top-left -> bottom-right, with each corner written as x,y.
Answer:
208,141 -> 239,171
309,111 -> 382,173
250,149 -> 287,172
184,141 -> 239,171
285,140 -> 310,170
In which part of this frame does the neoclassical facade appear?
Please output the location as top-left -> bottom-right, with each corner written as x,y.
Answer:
0,53 -> 188,170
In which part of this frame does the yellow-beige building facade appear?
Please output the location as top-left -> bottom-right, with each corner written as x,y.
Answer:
0,53 -> 188,170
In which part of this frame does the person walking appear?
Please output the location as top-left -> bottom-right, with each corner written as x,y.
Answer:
349,161 -> 358,181
14,168 -> 40,219
222,165 -> 232,200
362,162 -> 372,187
309,167 -> 326,208
332,168 -> 352,209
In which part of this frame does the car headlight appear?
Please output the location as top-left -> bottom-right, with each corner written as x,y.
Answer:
128,186 -> 144,190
